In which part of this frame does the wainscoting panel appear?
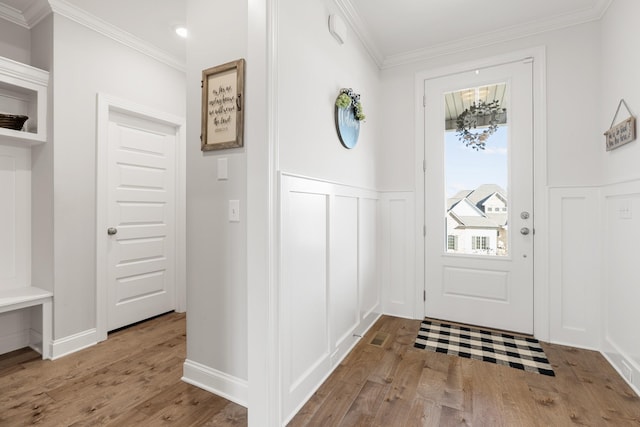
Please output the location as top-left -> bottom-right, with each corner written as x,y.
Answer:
0,145 -> 30,289
330,195 -> 359,351
380,192 -> 415,319
0,144 -> 32,356
279,173 -> 381,423
548,187 -> 601,349
602,180 -> 640,396
359,197 -> 379,320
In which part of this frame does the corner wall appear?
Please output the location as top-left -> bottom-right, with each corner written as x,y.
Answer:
182,0 -> 249,406
599,0 -> 640,395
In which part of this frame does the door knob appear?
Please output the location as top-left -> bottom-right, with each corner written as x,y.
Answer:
520,227 -> 530,235
107,227 -> 118,235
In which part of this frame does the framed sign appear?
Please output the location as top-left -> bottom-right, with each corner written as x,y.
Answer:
605,99 -> 636,151
201,58 -> 245,151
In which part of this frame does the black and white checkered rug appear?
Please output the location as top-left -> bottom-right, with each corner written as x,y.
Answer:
413,318 -> 555,376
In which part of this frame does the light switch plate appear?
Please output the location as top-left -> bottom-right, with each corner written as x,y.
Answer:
229,200 -> 240,222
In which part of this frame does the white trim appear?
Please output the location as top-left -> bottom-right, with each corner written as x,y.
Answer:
602,345 -> 640,398
48,0 -> 185,72
95,93 -> 187,342
23,0 -> 51,29
414,47 -> 549,339
0,2 -> 28,28
281,311 -> 381,426
330,0 -> 611,70
50,328 -> 98,360
182,359 -> 248,408
246,0 -> 281,425
333,0 -> 384,68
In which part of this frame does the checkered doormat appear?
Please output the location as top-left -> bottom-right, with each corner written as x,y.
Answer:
414,318 -> 555,376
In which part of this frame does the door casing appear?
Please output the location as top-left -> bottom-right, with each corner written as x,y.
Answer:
414,47 -> 549,340
96,93 -> 186,342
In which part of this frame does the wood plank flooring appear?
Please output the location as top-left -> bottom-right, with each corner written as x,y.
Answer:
0,312 -> 247,426
288,315 -> 640,426
1,313 -> 639,426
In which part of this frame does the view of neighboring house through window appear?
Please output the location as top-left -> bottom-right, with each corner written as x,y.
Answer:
444,83 -> 508,256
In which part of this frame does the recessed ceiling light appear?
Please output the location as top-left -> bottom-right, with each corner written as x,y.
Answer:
175,26 -> 188,38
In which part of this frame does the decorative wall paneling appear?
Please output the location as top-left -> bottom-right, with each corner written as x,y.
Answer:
379,192 -> 415,319
601,179 -> 640,396
548,186 -> 601,349
279,173 -> 381,423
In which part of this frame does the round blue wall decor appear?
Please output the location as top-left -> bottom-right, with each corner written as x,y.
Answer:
335,104 -> 360,149
335,88 -> 365,149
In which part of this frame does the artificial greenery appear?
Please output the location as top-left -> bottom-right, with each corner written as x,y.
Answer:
455,100 -> 503,150
336,88 -> 365,121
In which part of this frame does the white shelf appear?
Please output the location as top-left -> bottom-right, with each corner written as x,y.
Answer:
0,56 -> 48,145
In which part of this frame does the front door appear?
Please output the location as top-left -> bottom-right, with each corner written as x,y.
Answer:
424,59 -> 534,334
106,111 -> 177,331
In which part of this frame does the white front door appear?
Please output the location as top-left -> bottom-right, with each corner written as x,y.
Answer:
424,59 -> 534,334
106,111 -> 177,331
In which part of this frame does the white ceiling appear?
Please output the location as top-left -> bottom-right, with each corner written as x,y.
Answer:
0,0 -> 612,69
341,0 -> 611,67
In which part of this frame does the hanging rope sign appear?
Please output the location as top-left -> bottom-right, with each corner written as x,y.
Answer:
605,99 -> 636,151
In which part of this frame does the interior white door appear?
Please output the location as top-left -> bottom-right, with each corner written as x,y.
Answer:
106,111 -> 176,331
424,59 -> 534,334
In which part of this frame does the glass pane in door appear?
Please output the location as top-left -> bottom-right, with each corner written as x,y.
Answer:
444,83 -> 508,256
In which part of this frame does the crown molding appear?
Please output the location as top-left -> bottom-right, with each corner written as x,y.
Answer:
23,0 -> 52,28
333,0 -> 384,68
382,1 -> 614,69
0,3 -> 29,28
48,0 -> 185,72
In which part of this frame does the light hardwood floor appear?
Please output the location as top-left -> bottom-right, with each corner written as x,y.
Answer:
289,316 -> 640,426
1,313 -> 639,426
0,312 -> 247,426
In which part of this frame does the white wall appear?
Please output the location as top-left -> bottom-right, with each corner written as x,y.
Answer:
277,0 -> 381,188
377,22 -> 604,345
379,22 -> 602,191
600,0 -> 640,395
49,15 -> 185,349
0,20 -> 30,64
182,0 -> 249,406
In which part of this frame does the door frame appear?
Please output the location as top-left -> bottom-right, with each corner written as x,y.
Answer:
95,93 -> 186,342
413,47 -> 550,340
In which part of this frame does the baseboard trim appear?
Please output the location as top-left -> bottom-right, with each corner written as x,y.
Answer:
601,339 -> 640,398
51,328 -> 98,359
282,311 -> 382,425
182,359 -> 248,408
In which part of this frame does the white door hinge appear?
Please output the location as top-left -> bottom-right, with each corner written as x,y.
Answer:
423,95 -> 426,107
423,290 -> 426,301
423,159 -> 426,172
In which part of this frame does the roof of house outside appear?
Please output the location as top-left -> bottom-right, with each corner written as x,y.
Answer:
447,184 -> 508,228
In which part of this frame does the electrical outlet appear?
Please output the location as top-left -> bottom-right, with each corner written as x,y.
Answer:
618,199 -> 633,220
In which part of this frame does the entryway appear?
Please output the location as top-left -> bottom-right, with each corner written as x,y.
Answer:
96,95 -> 186,340
422,58 -> 534,334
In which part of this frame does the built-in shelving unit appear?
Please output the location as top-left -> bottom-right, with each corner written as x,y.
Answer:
0,55 -> 50,359
0,55 -> 48,145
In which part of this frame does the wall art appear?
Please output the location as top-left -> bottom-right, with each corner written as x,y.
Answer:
201,58 -> 245,151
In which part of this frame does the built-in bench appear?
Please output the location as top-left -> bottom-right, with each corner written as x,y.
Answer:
0,286 -> 53,359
